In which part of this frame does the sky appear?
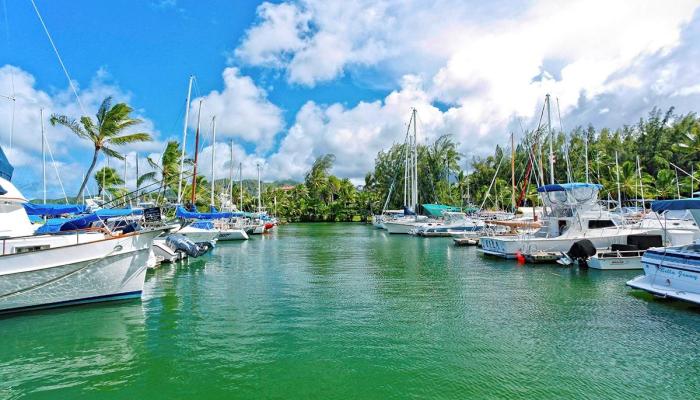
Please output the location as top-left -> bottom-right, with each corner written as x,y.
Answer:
2,0 -> 700,199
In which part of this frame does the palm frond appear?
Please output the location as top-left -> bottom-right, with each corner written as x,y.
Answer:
137,171 -> 157,187
108,132 -> 152,145
49,115 -> 88,139
102,146 -> 125,160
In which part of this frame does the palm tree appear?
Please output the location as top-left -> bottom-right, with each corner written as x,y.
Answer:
94,166 -> 124,198
138,141 -> 185,199
50,97 -> 152,200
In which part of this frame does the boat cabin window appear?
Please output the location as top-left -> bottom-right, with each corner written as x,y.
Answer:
14,244 -> 50,254
588,220 -> 615,229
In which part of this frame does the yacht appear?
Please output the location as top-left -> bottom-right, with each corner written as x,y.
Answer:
0,175 -> 165,313
627,199 -> 700,305
412,212 -> 486,237
479,183 -> 658,258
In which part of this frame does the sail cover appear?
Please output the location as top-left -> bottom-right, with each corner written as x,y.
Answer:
24,203 -> 86,216
175,206 -> 243,220
35,208 -> 142,233
651,199 -> 700,212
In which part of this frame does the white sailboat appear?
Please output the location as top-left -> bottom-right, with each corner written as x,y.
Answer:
0,165 -> 165,313
383,108 -> 430,234
208,116 -> 248,241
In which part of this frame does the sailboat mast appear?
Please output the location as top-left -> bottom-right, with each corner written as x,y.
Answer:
412,108 -> 418,211
210,116 -> 216,207
41,108 -> 46,204
637,155 -> 645,210
511,131 -> 515,212
190,100 -> 203,206
177,75 -> 194,203
229,140 -> 234,206
615,151 -> 621,210
546,94 -> 554,185
584,133 -> 589,183
239,162 -> 243,211
257,163 -> 261,213
135,154 -> 139,202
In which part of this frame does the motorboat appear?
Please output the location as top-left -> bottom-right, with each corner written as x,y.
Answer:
412,212 -> 486,237
627,199 -> 700,305
479,183 -> 659,259
0,173 -> 166,313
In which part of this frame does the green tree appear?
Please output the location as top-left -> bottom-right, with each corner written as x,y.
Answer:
50,97 -> 152,199
94,166 -> 124,198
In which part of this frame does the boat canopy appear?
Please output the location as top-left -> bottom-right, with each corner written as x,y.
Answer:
35,208 -> 142,233
537,183 -> 603,192
651,199 -> 700,212
23,203 -> 86,217
176,205 -> 244,220
422,204 -> 461,217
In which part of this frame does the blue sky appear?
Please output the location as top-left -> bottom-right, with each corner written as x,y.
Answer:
2,0 -> 700,199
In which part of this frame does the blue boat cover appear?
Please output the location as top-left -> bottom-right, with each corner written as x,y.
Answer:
537,183 -> 603,192
24,203 -> 86,216
403,206 -> 416,216
651,199 -> 700,212
0,145 -> 13,180
175,206 -> 243,219
35,208 -> 142,233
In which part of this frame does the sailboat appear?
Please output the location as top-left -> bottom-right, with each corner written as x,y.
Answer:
0,145 -> 167,313
173,94 -> 220,244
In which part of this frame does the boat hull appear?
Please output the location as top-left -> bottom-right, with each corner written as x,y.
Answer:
384,221 -> 423,234
588,253 -> 642,270
479,231 -> 636,259
0,229 -> 162,313
218,229 -> 249,241
626,248 -> 700,304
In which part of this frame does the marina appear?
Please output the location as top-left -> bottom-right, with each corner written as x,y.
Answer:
1,223 -> 699,399
1,0 -> 700,398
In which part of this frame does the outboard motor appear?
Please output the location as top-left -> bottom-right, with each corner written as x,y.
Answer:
565,239 -> 597,268
165,234 -> 213,258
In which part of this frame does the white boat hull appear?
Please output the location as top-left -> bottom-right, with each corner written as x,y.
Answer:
218,229 -> 249,241
588,254 -> 642,270
178,227 -> 219,243
384,221 -> 424,234
479,229 -> 645,259
627,248 -> 700,305
0,229 -> 162,313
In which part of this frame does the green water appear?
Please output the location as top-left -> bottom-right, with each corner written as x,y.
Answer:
1,223 -> 699,399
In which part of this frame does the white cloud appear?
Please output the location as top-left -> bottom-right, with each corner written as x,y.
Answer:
232,0 -> 700,182
190,67 -> 284,152
0,65 -> 164,198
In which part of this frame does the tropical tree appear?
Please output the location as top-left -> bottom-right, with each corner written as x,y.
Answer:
94,166 -> 124,198
138,140 -> 185,198
50,97 -> 152,200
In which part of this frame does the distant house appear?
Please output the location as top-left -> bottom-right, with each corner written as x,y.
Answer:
280,185 -> 296,191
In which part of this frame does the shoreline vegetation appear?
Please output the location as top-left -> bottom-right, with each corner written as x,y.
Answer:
45,100 -> 700,223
